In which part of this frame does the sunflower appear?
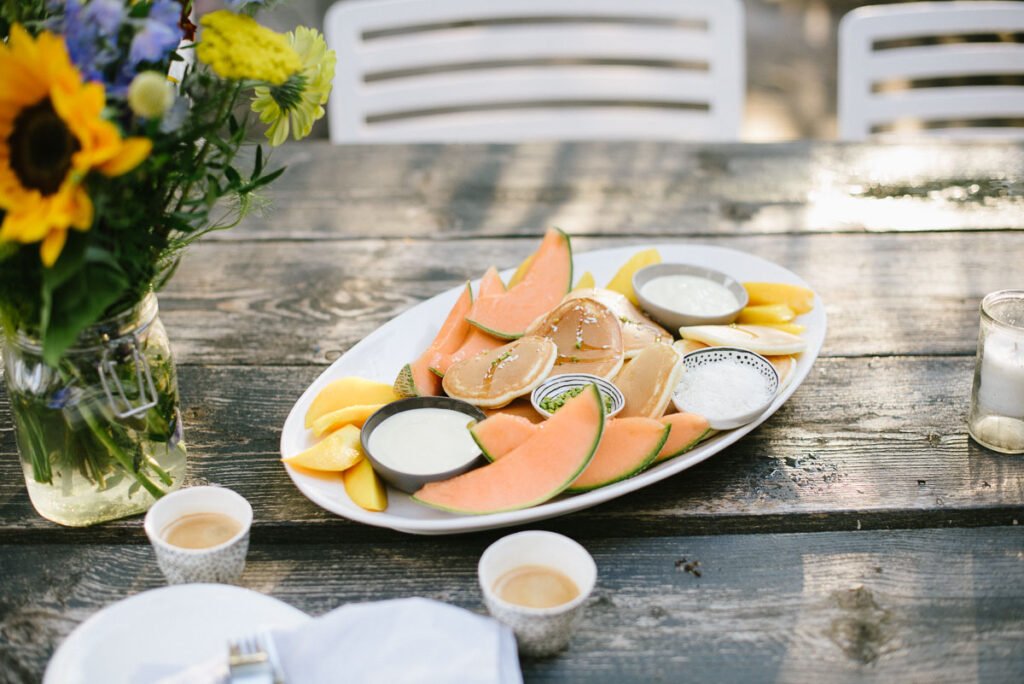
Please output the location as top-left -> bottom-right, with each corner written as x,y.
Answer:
0,26 -> 152,266
251,26 -> 336,146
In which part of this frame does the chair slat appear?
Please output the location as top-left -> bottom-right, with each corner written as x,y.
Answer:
864,44 -> 1024,81
358,25 -> 713,74
360,68 -> 717,117
865,86 -> 1024,122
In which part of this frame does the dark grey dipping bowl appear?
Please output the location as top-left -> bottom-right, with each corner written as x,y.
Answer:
360,396 -> 488,494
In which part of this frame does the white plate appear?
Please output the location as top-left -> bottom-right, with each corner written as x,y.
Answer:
44,584 -> 309,684
281,244 -> 827,535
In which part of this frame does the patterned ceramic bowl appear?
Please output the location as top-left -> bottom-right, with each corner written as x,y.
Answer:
673,346 -> 780,430
144,486 -> 253,585
530,374 -> 625,420
478,531 -> 597,657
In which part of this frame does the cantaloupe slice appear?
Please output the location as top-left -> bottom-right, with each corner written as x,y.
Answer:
655,413 -> 711,463
605,248 -> 661,306
466,228 -> 572,339
431,267 -> 506,376
413,384 -> 605,514
305,377 -> 399,429
442,336 -> 557,408
311,404 -> 383,437
471,413 -> 541,462
394,282 -> 473,397
343,456 -> 388,512
567,417 -> 669,492
283,424 -> 363,471
526,297 -> 624,379
743,282 -> 815,314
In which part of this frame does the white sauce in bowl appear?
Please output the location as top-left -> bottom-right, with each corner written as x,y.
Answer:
642,275 -> 739,316
367,408 -> 481,475
674,362 -> 773,425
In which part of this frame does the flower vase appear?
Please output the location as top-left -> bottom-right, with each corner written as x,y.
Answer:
3,293 -> 187,526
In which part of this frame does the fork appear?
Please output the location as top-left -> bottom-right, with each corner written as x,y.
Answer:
227,633 -> 280,684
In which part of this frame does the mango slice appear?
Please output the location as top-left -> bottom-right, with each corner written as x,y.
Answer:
606,249 -> 661,306
766,323 -> 806,335
743,282 -> 815,315
343,456 -> 388,512
572,271 -> 596,291
508,252 -> 534,287
311,404 -> 384,437
737,304 -> 796,325
306,377 -> 399,428
283,424 -> 363,471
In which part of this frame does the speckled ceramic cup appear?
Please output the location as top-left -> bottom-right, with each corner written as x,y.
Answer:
144,486 -> 253,585
479,531 -> 597,657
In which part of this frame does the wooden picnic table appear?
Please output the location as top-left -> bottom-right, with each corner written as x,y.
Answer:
2,140 -> 1024,682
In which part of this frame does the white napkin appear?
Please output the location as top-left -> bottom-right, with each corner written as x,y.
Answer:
158,597 -> 521,684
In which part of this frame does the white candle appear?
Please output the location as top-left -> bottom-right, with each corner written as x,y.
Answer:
978,332 -> 1024,418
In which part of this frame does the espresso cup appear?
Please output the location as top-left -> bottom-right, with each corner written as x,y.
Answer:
144,486 -> 253,584
478,531 -> 597,657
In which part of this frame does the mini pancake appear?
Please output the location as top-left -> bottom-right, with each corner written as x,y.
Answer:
565,288 -> 671,358
614,343 -> 684,419
673,339 -> 708,356
442,336 -> 557,408
678,324 -> 806,356
526,297 -> 624,379
768,355 -> 798,388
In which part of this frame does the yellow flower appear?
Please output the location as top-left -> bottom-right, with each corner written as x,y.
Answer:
251,26 -> 336,146
197,11 -> 301,85
0,26 -> 152,266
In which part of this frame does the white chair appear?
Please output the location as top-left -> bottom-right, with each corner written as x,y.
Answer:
838,1 -> 1024,140
324,0 -> 744,143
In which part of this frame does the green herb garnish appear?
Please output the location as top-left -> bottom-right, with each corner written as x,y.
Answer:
540,386 -> 615,414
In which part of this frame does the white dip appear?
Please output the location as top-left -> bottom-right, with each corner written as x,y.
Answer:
368,408 -> 480,475
642,275 -> 739,316
675,362 -> 772,424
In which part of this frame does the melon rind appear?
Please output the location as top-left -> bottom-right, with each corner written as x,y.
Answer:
412,384 -> 605,514
566,420 -> 669,493
654,413 -> 712,463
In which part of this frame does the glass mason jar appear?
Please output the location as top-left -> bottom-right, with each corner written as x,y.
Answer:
3,293 -> 187,525
968,290 -> 1024,454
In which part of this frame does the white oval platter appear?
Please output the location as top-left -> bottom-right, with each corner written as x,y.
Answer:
281,243 -> 826,535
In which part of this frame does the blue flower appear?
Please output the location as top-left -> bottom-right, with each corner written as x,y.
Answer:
129,0 -> 184,68
57,0 -> 126,83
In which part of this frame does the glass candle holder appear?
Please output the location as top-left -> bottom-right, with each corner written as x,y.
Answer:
968,290 -> 1024,454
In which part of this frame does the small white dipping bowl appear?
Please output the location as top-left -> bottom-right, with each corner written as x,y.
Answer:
530,374 -> 625,420
673,347 -> 780,430
144,486 -> 253,585
479,531 -> 597,657
632,263 -> 748,329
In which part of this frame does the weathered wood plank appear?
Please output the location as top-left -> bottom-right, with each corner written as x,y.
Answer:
155,231 -> 1024,366
220,141 -> 1024,239
2,358 -> 1021,540
1,527 -> 1021,683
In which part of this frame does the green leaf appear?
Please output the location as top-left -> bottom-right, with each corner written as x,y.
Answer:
253,145 -> 264,178
41,245 -> 129,366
